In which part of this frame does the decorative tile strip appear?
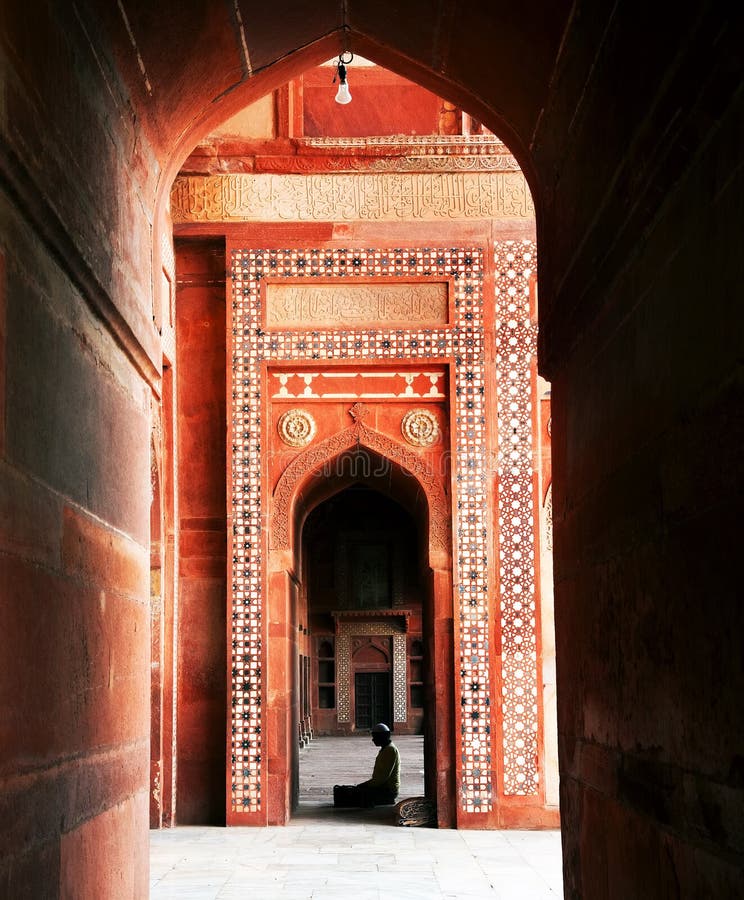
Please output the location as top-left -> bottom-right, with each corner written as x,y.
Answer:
392,633 -> 408,723
494,244 -> 540,795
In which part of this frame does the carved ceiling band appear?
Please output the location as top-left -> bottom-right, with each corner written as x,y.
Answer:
270,421 -> 449,555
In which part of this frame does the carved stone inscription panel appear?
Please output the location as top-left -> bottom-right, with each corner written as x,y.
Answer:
172,172 -> 535,222
266,281 -> 448,328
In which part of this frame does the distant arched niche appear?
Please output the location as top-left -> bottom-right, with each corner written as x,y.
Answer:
353,642 -> 389,666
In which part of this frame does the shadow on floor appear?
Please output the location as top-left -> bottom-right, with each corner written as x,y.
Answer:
292,799 -> 403,826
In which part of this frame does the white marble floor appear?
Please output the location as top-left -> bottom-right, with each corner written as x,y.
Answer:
150,820 -> 564,899
151,736 -> 563,898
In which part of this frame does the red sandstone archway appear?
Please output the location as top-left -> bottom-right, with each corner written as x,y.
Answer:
151,23 -> 549,338
164,11 -> 549,838
264,423 -> 455,826
164,46 -> 546,832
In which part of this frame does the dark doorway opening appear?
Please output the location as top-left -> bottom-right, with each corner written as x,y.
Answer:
355,672 -> 392,730
300,483 -> 426,737
294,478 -> 435,817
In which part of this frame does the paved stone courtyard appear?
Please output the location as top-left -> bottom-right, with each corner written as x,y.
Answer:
150,736 -> 563,898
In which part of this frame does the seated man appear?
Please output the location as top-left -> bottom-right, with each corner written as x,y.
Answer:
334,723 -> 401,808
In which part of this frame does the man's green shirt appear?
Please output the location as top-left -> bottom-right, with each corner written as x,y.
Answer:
369,742 -> 400,793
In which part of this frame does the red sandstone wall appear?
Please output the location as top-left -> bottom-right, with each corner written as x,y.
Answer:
301,65 -> 442,137
0,4 -> 158,895
175,240 -> 228,824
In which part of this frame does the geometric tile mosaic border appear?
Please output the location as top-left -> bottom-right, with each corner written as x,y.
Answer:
335,634 -> 353,722
392,633 -> 407,723
228,243 -> 538,814
494,244 -> 540,795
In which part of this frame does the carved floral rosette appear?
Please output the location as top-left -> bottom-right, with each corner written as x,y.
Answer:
277,409 -> 317,448
401,408 -> 440,447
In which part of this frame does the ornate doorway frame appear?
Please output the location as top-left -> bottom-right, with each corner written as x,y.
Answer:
225,244 -> 542,827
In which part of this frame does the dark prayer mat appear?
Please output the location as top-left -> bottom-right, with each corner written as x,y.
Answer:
395,796 -> 436,827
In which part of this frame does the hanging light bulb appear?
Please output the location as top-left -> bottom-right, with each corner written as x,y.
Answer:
334,52 -> 353,105
335,73 -> 351,105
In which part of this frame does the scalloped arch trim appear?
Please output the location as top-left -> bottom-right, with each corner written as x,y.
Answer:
270,421 -> 449,554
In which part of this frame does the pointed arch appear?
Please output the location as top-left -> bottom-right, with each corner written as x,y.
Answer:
270,421 -> 449,556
